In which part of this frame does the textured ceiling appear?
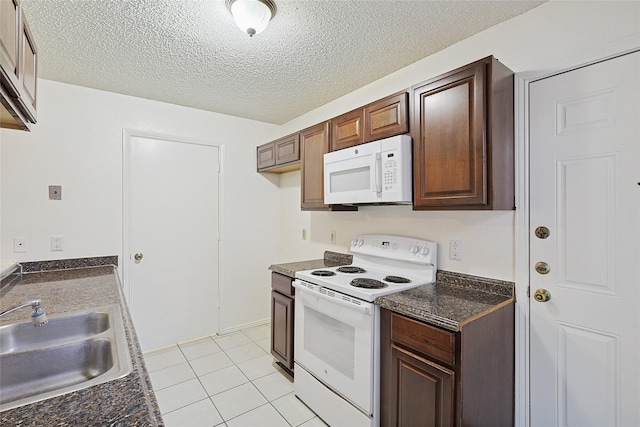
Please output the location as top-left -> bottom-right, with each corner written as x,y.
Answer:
21,0 -> 544,124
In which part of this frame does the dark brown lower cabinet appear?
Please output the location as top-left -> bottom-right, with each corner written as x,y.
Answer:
381,304 -> 514,427
270,272 -> 294,373
391,344 -> 454,427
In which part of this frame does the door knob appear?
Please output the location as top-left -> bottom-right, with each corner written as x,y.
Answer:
134,253 -> 144,261
534,288 -> 551,302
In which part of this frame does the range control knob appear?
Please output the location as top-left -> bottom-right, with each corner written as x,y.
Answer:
357,239 -> 364,247
421,246 -> 430,256
351,239 -> 358,247
410,245 -> 420,254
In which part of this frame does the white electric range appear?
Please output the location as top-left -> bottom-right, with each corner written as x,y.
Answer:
293,234 -> 438,427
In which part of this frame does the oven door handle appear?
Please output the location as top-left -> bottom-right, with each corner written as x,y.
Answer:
293,282 -> 372,315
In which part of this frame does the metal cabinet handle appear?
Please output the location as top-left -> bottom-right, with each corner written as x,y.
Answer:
134,253 -> 144,261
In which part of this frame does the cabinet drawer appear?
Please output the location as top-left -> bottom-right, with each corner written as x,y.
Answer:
271,272 -> 294,296
391,312 -> 455,366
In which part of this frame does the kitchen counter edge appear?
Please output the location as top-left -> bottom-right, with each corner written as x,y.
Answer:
375,270 -> 515,332
269,250 -> 352,278
0,265 -> 163,426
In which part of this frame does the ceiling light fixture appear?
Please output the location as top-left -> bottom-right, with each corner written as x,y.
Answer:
225,0 -> 277,37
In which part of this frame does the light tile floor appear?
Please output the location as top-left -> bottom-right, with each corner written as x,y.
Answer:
144,324 -> 327,427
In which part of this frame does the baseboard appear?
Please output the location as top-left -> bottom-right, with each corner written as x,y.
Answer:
219,317 -> 270,335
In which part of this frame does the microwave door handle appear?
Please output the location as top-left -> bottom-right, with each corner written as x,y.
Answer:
375,152 -> 382,193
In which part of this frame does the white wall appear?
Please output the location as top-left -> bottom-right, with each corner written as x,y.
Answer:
0,80 -> 281,332
273,0 -> 640,282
1,1 -> 639,333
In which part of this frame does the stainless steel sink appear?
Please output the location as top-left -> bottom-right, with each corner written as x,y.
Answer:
0,311 -> 109,354
0,304 -> 132,412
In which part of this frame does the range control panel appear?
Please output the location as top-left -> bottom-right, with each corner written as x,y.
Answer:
350,234 -> 437,266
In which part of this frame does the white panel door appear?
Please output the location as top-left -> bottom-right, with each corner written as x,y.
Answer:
529,51 -> 639,426
125,134 -> 220,351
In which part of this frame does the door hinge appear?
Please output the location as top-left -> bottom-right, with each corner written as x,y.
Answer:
527,286 -> 530,298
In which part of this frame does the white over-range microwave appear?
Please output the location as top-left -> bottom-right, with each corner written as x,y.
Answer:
323,135 -> 412,205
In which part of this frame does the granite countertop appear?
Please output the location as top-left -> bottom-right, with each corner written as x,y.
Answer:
269,250 -> 352,278
375,270 -> 515,332
0,264 -> 163,426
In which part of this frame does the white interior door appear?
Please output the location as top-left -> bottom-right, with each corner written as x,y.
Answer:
124,132 -> 220,351
529,51 -> 639,426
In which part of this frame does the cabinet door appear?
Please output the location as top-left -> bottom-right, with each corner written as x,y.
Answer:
331,108 -> 364,151
0,0 -> 20,95
16,9 -> 36,122
271,291 -> 294,370
412,61 -> 487,208
300,121 -> 330,210
275,133 -> 299,164
257,142 -> 276,170
364,92 -> 408,142
390,344 -> 454,427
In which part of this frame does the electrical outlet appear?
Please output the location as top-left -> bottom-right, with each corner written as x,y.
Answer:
51,235 -> 64,251
302,228 -> 307,240
330,230 -> 336,244
449,240 -> 462,261
13,237 -> 29,253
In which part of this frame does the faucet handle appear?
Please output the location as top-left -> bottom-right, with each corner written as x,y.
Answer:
31,302 -> 48,326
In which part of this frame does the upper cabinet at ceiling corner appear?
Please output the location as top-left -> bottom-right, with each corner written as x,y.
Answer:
330,91 -> 409,151
411,55 -> 514,210
0,0 -> 38,131
257,133 -> 301,173
255,55 -> 514,212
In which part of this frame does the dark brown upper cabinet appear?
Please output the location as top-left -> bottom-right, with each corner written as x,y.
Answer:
364,91 -> 409,143
300,121 -> 356,211
411,56 -> 514,210
257,133 -> 300,173
300,121 -> 330,210
329,92 -> 409,152
331,108 -> 364,151
0,0 -> 37,131
0,0 -> 20,94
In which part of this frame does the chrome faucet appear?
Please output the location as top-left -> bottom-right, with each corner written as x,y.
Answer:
0,299 -> 48,326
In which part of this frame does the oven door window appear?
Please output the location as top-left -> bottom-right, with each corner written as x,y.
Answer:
294,288 -> 375,414
304,306 -> 356,379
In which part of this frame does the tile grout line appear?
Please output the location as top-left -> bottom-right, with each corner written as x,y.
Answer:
209,330 -> 292,425
154,328 -> 299,424
160,332 -> 254,419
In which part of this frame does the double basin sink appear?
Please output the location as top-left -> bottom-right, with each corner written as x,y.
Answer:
0,304 -> 132,411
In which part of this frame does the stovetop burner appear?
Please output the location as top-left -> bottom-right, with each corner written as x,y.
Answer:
294,235 -> 437,302
311,270 -> 336,277
337,266 -> 366,274
350,278 -> 388,289
384,275 -> 411,284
